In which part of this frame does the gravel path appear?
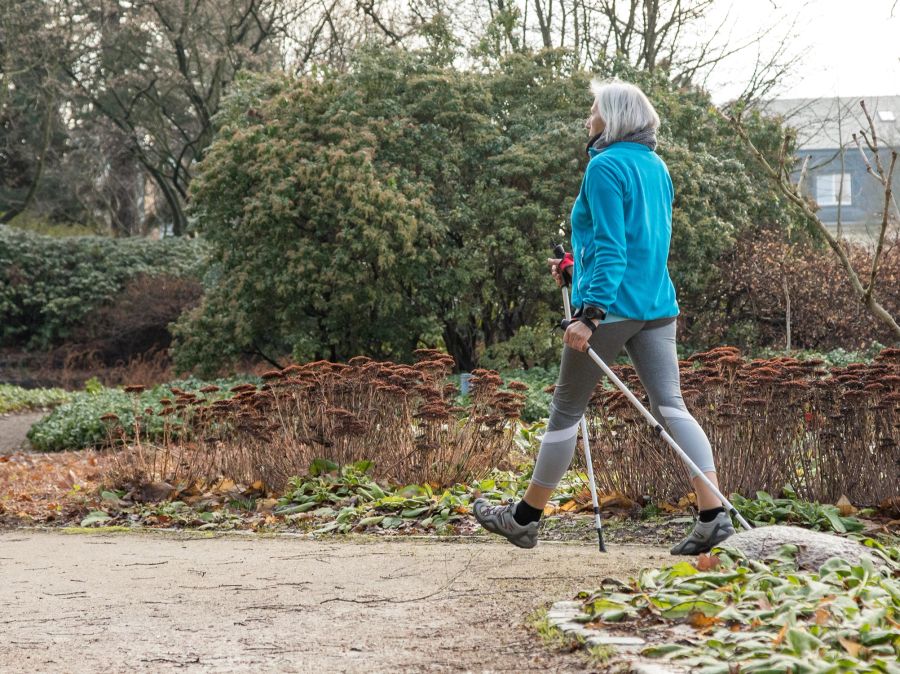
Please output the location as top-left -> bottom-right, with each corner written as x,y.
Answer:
0,412 -> 43,453
0,529 -> 669,673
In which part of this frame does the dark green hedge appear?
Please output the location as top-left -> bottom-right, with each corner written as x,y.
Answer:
0,228 -> 207,349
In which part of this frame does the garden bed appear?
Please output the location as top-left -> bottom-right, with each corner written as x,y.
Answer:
549,540 -> 900,673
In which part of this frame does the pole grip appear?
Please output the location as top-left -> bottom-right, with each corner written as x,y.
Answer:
551,243 -> 573,287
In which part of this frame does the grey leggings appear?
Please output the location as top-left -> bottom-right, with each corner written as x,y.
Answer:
531,316 -> 716,488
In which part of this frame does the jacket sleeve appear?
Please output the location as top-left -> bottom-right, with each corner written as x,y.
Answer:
582,158 -> 626,311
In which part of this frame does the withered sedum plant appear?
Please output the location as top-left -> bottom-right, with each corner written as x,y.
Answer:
100,350 -> 526,494
581,347 -> 900,505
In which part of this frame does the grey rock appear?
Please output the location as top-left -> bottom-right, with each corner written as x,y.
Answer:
586,635 -> 646,647
724,525 -> 881,571
137,480 -> 176,503
553,601 -> 581,609
631,662 -> 686,674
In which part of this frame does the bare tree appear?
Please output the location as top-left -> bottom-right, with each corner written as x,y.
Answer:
726,103 -> 900,340
58,0 -> 293,235
0,1 -> 65,224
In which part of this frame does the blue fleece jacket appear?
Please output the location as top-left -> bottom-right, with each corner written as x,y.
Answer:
569,141 -> 679,320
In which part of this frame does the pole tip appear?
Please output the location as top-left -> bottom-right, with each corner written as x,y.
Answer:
598,531 -> 607,553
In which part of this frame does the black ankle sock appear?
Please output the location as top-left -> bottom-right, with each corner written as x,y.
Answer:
699,506 -> 726,523
513,499 -> 543,526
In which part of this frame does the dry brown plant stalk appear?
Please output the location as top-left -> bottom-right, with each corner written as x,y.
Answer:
585,347 -> 899,506
102,352 -> 527,494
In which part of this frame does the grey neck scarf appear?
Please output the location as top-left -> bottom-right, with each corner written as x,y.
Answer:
587,127 -> 658,154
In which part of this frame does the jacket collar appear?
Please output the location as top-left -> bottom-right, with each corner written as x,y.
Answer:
585,131 -> 604,158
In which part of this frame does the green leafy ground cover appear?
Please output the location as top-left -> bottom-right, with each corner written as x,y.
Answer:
731,487 -> 867,534
573,543 -> 900,673
0,384 -> 71,413
67,463 -> 893,554
26,375 -> 256,451
76,464 -> 587,533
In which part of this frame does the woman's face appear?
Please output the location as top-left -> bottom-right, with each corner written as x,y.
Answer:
586,99 -> 605,137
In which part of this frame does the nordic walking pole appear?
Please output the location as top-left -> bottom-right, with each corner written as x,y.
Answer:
552,246 -> 753,532
552,244 -> 606,552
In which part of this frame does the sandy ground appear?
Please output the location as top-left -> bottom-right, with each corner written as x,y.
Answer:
0,412 -> 43,453
0,529 -> 669,673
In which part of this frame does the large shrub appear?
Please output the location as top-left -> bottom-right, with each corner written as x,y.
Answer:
174,48 -> 800,374
0,228 -> 207,349
693,226 -> 900,351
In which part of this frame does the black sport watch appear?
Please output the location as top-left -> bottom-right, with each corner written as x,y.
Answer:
580,304 -> 607,322
577,304 -> 606,332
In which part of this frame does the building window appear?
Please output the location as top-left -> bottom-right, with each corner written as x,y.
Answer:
877,110 -> 896,122
816,173 -> 852,206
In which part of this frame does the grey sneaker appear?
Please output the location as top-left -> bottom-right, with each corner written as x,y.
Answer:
670,511 -> 735,555
472,498 -> 539,549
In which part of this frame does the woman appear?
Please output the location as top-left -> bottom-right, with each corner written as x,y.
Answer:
473,79 -> 734,556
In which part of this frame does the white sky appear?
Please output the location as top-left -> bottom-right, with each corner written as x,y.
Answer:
703,0 -> 900,102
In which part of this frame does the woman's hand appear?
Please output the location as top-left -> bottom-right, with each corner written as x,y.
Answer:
547,257 -> 563,287
564,319 -> 598,352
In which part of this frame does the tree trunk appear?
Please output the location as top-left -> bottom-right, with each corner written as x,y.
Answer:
147,166 -> 187,236
442,325 -> 477,372
0,95 -> 53,224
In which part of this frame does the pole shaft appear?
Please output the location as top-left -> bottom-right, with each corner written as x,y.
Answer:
584,346 -> 752,531
560,286 -> 606,549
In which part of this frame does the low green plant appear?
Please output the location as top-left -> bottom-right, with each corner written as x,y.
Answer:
9,214 -> 101,237
749,345 -> 886,367
576,543 -> 900,672
277,460 -> 588,534
0,384 -> 71,413
454,367 -> 558,422
27,375 -> 255,452
730,486 -> 866,534
278,461 -> 515,534
502,367 -> 557,422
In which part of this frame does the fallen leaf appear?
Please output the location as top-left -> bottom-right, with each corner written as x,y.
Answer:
213,478 -> 236,494
688,612 -> 720,630
838,638 -> 862,657
835,495 -> 857,517
814,607 -> 830,625
772,624 -> 788,646
695,553 -> 720,571
255,498 -> 278,513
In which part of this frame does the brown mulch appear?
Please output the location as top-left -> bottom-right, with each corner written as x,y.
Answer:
0,449 -> 115,525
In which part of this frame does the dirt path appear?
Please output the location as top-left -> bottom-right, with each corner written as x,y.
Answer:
0,529 -> 669,673
0,412 -> 44,453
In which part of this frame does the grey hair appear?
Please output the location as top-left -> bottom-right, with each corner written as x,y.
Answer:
590,79 -> 660,143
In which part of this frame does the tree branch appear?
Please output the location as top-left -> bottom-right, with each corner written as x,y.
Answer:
724,110 -> 900,339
